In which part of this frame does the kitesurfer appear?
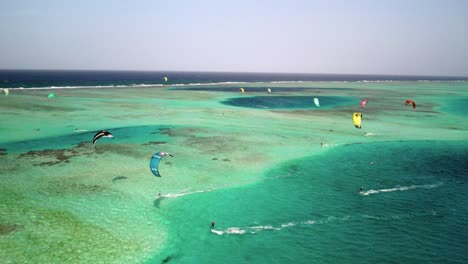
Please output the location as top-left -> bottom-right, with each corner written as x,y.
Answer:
360,186 -> 364,193
211,221 -> 215,229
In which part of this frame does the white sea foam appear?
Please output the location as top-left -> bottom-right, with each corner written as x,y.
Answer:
210,229 -> 224,235
3,81 -> 250,90
208,212 -> 385,236
226,227 -> 247,234
4,79 -> 466,91
4,83 -> 167,90
212,206 -> 448,236
173,81 -> 248,86
250,225 -> 280,230
362,183 -> 442,196
270,81 -> 304,84
281,222 -> 296,228
210,227 -> 247,235
212,211 -> 433,236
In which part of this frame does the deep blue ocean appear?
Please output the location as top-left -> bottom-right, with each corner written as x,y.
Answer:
1,70 -> 467,89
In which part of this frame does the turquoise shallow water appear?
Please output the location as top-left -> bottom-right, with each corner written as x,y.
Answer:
1,125 -> 176,152
221,95 -> 354,109
1,80 -> 468,263
150,140 -> 468,264
439,97 -> 468,116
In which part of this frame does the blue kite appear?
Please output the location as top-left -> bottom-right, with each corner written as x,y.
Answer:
150,152 -> 173,177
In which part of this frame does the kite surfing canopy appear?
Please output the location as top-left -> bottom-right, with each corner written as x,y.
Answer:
163,76 -> 168,82
47,93 -> 56,99
267,88 -> 272,93
93,130 -> 113,146
313,98 -> 320,107
353,112 -> 362,129
3,88 -> 9,96
405,99 -> 416,109
360,99 -> 368,108
240,88 -> 245,93
150,151 -> 173,177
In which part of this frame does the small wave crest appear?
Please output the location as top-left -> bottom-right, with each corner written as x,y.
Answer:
7,83 -> 165,90
172,81 -> 247,87
362,183 -> 442,196
3,81 -> 250,90
270,81 -> 304,84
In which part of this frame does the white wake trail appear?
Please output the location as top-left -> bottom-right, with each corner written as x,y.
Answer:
362,183 -> 442,196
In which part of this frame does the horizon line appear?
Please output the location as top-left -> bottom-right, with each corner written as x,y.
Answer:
0,68 -> 467,78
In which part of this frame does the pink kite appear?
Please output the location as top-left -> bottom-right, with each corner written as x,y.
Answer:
360,100 -> 368,108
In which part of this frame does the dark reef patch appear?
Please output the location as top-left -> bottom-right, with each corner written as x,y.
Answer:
158,127 -> 205,138
0,223 -> 23,235
112,176 -> 128,182
3,125 -> 174,153
17,145 -> 94,166
160,253 -> 181,263
184,136 -> 234,154
42,182 -> 106,196
142,141 -> 167,146
159,128 -> 177,137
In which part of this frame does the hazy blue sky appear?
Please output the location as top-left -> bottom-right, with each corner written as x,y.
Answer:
0,0 -> 467,76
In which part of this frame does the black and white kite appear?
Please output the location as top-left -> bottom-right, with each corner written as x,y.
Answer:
93,130 -> 113,147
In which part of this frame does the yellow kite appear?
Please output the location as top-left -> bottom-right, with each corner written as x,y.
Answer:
353,112 -> 362,129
